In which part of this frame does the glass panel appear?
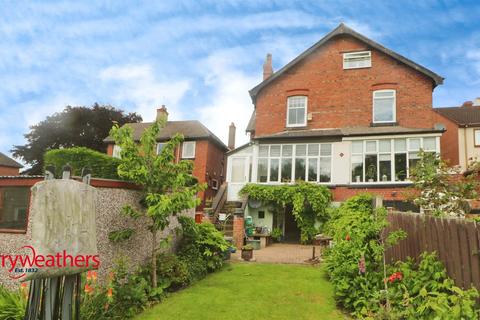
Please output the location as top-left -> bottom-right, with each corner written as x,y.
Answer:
269,159 -> 279,182
0,187 -> 30,230
296,144 -> 307,156
319,158 -> 331,182
231,158 -> 245,183
282,145 -> 293,157
374,91 -> 395,98
409,152 -> 420,173
379,154 -> 391,182
307,158 -> 318,182
379,140 -> 391,153
365,154 -> 378,182
296,108 -> 305,125
320,144 -> 332,156
257,158 -> 268,183
395,154 -> 407,181
270,145 -> 281,157
423,137 -> 436,151
352,141 -> 363,154
352,162 -> 363,183
366,141 -> 377,153
259,145 -> 269,157
476,131 -> 480,145
294,158 -> 306,181
394,139 -> 406,152
409,139 -> 421,151
374,96 -> 394,122
308,144 -> 319,156
182,141 -> 195,158
281,158 -> 292,182
156,143 -> 165,155
288,108 -> 297,125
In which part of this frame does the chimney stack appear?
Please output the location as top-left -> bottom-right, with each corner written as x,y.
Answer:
228,122 -> 236,150
263,53 -> 273,80
462,101 -> 474,108
156,105 -> 169,121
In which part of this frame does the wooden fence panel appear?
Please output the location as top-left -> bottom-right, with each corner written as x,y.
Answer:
386,212 -> 480,290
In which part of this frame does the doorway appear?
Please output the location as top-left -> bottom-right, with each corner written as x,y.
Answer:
283,207 -> 301,243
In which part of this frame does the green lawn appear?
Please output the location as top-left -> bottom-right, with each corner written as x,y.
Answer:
136,263 -> 347,320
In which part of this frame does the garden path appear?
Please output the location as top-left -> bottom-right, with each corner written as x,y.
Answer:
231,243 -> 323,264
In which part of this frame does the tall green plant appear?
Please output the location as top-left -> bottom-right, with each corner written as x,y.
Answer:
409,150 -> 477,217
109,117 -> 206,287
0,285 -> 26,320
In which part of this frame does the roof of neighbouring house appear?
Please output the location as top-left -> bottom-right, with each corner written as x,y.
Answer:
103,120 -> 228,150
0,152 -> 22,168
246,111 -> 256,133
249,23 -> 444,103
253,126 -> 444,141
434,106 -> 480,127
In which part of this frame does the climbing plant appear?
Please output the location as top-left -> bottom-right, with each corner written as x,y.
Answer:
239,182 -> 331,242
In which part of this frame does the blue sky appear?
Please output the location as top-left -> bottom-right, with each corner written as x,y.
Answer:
1,1 -> 479,160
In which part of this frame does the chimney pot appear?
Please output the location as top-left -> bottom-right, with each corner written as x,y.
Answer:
157,105 -> 169,121
263,53 -> 273,80
228,122 -> 236,150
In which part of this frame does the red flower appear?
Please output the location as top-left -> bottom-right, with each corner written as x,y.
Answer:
107,287 -> 113,298
388,272 -> 403,283
84,283 -> 94,294
345,234 -> 351,241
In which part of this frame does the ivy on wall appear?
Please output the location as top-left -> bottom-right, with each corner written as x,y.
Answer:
239,182 -> 331,242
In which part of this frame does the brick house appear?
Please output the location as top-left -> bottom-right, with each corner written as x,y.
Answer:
0,152 -> 22,176
226,23 -> 444,242
434,98 -> 480,170
104,107 -> 230,212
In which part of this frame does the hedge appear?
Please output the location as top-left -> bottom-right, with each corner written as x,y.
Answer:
44,147 -> 121,179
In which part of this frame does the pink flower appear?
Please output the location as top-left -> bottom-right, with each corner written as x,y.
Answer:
358,255 -> 366,274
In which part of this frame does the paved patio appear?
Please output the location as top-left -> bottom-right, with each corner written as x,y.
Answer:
231,243 -> 323,264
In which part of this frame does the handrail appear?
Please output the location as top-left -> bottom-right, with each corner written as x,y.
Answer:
210,182 -> 227,217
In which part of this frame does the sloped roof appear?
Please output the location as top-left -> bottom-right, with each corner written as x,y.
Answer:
249,23 -> 444,103
254,126 -> 443,140
246,111 -> 256,133
434,106 -> 480,127
0,152 -> 22,168
104,120 -> 228,150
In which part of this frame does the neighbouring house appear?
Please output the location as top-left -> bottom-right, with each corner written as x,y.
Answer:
434,98 -> 480,170
0,152 -> 22,176
224,23 -> 445,243
103,106 -> 230,212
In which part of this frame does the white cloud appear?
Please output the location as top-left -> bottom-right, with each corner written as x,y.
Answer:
98,64 -> 191,121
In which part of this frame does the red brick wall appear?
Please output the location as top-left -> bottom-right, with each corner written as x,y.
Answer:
0,167 -> 20,176
331,185 -> 413,202
232,216 -> 244,249
433,111 -> 459,166
106,144 -> 114,156
254,35 -> 436,137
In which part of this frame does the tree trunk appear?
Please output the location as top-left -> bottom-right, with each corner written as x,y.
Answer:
151,230 -> 157,288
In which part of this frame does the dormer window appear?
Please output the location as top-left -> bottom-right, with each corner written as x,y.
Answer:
287,96 -> 307,127
343,51 -> 371,69
373,90 -> 396,123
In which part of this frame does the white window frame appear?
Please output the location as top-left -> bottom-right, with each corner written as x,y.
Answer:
112,145 -> 122,159
343,51 -> 371,69
349,136 -> 439,184
156,143 -> 165,155
182,141 -> 196,159
373,89 -> 396,124
286,96 -> 307,128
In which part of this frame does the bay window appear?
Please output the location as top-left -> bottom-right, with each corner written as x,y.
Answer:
351,137 -> 438,183
257,143 -> 332,183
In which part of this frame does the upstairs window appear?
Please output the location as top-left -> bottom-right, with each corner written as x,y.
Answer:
112,145 -> 122,158
287,96 -> 307,127
182,141 -> 196,159
0,187 -> 29,231
343,51 -> 371,69
156,143 -> 165,155
373,90 -> 396,123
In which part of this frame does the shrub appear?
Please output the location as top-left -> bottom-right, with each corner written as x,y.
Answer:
153,253 -> 189,291
0,285 -> 26,320
44,147 -> 121,179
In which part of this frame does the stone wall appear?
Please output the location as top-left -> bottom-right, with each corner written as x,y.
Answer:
0,184 -> 194,289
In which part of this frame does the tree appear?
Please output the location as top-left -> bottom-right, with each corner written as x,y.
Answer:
109,116 -> 206,288
12,104 -> 142,174
409,150 -> 477,217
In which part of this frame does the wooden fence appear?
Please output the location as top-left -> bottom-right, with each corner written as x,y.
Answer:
385,212 -> 480,290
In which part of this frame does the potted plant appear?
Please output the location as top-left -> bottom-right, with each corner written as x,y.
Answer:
395,170 -> 406,181
270,227 -> 283,242
366,164 -> 376,182
241,244 -> 254,261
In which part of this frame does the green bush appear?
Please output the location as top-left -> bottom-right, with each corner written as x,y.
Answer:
154,253 -> 190,291
44,147 -> 121,179
0,285 -> 26,320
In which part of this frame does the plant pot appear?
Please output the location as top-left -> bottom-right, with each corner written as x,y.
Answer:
368,179 -> 374,182
241,249 -> 253,261
355,176 -> 361,183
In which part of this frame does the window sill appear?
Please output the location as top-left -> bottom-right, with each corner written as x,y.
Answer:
285,125 -> 308,130
0,228 -> 27,234
347,182 -> 412,188
370,122 -> 398,127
